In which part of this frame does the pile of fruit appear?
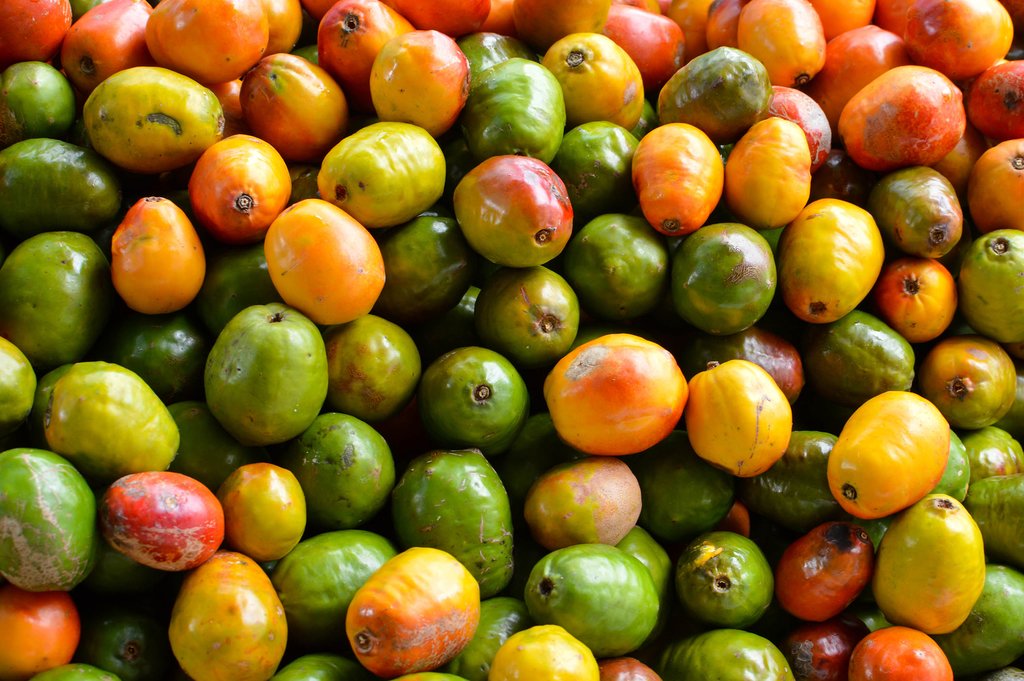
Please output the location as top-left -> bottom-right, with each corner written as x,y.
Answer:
2,0 -> 1024,678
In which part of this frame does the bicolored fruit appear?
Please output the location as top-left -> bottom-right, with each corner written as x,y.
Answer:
489,624 -> 599,681
957,230 -> 1024,343
0,448 -> 97,591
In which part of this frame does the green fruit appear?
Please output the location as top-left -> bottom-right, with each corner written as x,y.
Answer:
524,543 -> 659,658
79,535 -> 165,596
417,346 -> 529,457
26,364 -> 70,449
671,222 -> 777,335
658,628 -> 795,680
444,597 -> 532,681
995,360 -> 1024,441
616,525 -> 672,642
29,664 -> 121,680
630,97 -> 658,140
0,448 -> 98,591
43,361 -> 179,482
550,122 -> 638,221
75,606 -> 173,681
412,286 -> 481,366
674,530 -> 774,629
96,311 -> 211,404
0,61 -> 75,147
961,426 -> 1024,482
657,46 -> 773,144
0,138 -> 120,242
372,214 -> 478,326
457,32 -> 537,84
317,121 -> 445,229
628,431 -> 735,543
801,310 -> 915,407
933,564 -> 1024,677
930,430 -> 971,502
166,401 -> 267,493
271,653 -> 375,681
270,530 -> 397,654
195,243 -> 284,336
474,266 -> 579,369
392,449 -> 514,598
867,165 -> 963,258
279,413 -> 395,530
460,58 -> 566,163
323,314 -> 421,423
0,336 -> 35,437
204,303 -> 328,447
958,230 -> 1024,343
562,214 -> 669,321
965,474 -> 1024,571
0,231 -> 114,370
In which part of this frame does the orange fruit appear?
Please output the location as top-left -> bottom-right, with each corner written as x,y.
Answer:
0,585 -> 80,681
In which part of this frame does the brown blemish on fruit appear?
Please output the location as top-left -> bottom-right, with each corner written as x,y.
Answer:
564,346 -> 609,381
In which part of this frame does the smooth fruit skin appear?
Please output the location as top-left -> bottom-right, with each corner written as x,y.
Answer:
968,62 -> 1024,141
100,471 -> 224,572
827,391 -> 949,520
777,198 -> 884,324
957,229 -> 1024,343
0,449 -> 97,592
967,140 -> 1024,235
736,0 -> 826,88
443,596 -> 531,681
0,585 -> 80,681
867,166 -> 963,259
873,494 -> 986,635
872,257 -> 957,344
964,474 -> 1024,571
217,462 -> 305,563
847,626 -> 953,681
903,0 -> 1013,82
0,337 -> 34,437
346,547 -> 481,678
684,359 -> 793,478
59,0 -> 154,95
489,624 -> 600,681
543,333 -> 687,456
169,551 -> 287,681
659,628 -> 796,680
44,361 -> 180,482
917,335 -> 1017,430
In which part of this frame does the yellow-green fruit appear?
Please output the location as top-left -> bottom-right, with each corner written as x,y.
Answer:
489,625 -> 599,681
872,494 -> 986,634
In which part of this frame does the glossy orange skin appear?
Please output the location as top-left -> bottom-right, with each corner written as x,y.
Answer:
803,25 -> 911,134
263,198 -> 385,325
930,121 -> 988,200
705,0 -> 747,49
774,522 -> 874,622
370,29 -> 470,137
873,0 -> 910,35
736,0 -> 826,87
685,359 -> 793,477
100,471 -> 225,572
209,79 -> 249,138
904,0 -> 1013,82
826,391 -> 950,519
917,334 -> 1017,430
667,0 -> 714,62
604,4 -> 686,94
613,0 -> 662,10
809,0 -> 875,40
262,0 -> 303,55
146,0 -> 269,85
847,627 -> 953,681
111,197 -> 206,315
480,0 -> 517,35
513,0 -> 612,51
967,60 -> 1024,141
189,134 -> 292,245
240,53 -> 349,162
0,585 -> 79,681
839,65 -> 965,173
298,0 -> 334,20
383,0 -> 491,37
713,499 -> 752,537
632,122 -> 723,236
318,0 -> 414,113
725,116 -> 812,230
872,257 -> 957,344
599,657 -> 663,680
59,0 -> 154,95
968,138 -> 1024,233
543,333 -> 688,456
347,547 -> 481,678
0,0 -> 71,69
769,86 -> 832,172
169,551 -> 287,681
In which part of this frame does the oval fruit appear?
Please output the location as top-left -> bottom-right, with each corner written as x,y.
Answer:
217,462 -> 305,563
489,625 -> 599,681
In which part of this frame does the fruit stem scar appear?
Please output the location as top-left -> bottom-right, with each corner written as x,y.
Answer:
566,49 -> 585,68
473,384 -> 491,402
234,193 -> 255,213
842,483 -> 857,500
